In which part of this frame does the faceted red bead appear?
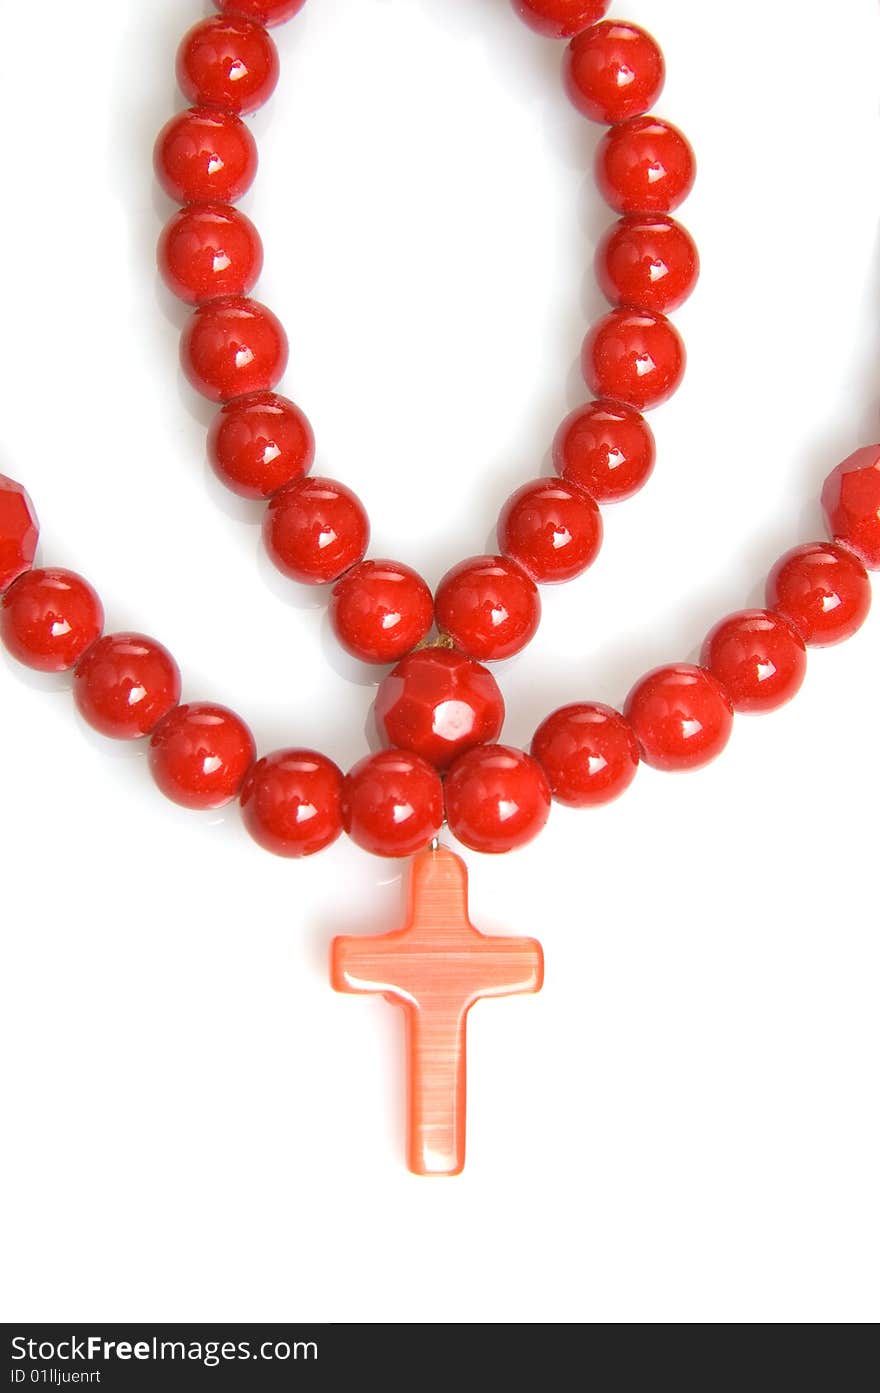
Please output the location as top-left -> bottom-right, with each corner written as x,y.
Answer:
444,745 -> 551,855
1,568 -> 103,673
553,400 -> 655,502
149,703 -> 256,810
767,542 -> 871,647
177,17 -> 280,115
531,703 -> 639,806
0,474 -> 39,593
181,297 -> 288,402
821,445 -> 880,569
596,117 -> 696,215
583,309 -> 686,410
597,216 -> 699,314
375,647 -> 505,771
154,107 -> 258,205
264,477 -> 370,585
511,0 -> 609,40
564,22 -> 665,124
217,0 -> 307,25
208,392 -> 314,500
435,556 -> 541,662
498,478 -> 603,584
624,664 -> 734,772
240,749 -> 344,858
330,560 -> 434,664
73,633 -> 182,740
342,751 -> 444,858
702,609 -> 807,714
158,204 -> 263,306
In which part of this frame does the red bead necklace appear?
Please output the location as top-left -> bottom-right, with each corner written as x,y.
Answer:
2,0 -> 878,1173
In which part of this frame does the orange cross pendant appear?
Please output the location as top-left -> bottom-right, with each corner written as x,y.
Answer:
331,844 -> 544,1176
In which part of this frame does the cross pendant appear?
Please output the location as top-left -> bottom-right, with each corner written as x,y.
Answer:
331,844 -> 544,1176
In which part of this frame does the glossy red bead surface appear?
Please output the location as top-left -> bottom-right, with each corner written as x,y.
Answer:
511,0 -> 609,40
330,560 -> 434,664
583,308 -> 685,410
177,17 -> 280,115
342,751 -> 444,859
597,216 -> 699,314
154,108 -> 258,205
158,204 -> 263,306
375,647 -> 505,771
217,0 -> 307,25
553,400 -> 655,502
0,474 -> 39,593
435,556 -> 540,662
767,542 -> 871,647
821,446 -> 880,570
702,609 -> 807,714
564,22 -> 665,124
208,392 -> 314,500
498,478 -> 603,584
624,664 -> 734,772
149,703 -> 256,811
181,297 -> 288,403
596,117 -> 696,215
445,746 -> 551,855
240,749 -> 344,858
264,477 -> 370,585
1,568 -> 103,673
74,634 -> 181,739
531,703 -> 639,807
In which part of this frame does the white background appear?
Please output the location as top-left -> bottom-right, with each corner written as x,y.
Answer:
0,0 -> 878,1324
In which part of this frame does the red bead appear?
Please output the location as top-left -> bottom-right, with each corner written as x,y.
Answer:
564,22 -> 665,124
445,746 -> 551,855
330,560 -> 434,664
531,703 -> 639,806
73,633 -> 181,740
208,392 -> 314,499
624,665 -> 734,772
821,445 -> 880,569
264,477 -> 370,585
702,609 -> 807,714
375,647 -> 506,771
154,107 -> 258,205
553,399 -> 655,502
511,0 -> 609,40
597,216 -> 699,314
498,478 -> 603,584
1,568 -> 103,673
217,0 -> 307,25
596,117 -> 696,215
181,297 -> 288,403
767,542 -> 871,647
149,703 -> 256,811
177,17 -> 280,115
240,749 -> 344,858
342,751 -> 444,859
583,309 -> 685,410
435,556 -> 540,662
0,474 -> 39,593
158,204 -> 263,306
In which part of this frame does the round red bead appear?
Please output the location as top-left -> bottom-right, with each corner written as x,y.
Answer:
625,664 -> 734,772
767,542 -> 871,647
158,204 -> 263,306
553,400 -> 655,502
511,0 -> 609,40
73,633 -> 181,739
177,17 -> 280,115
342,751 -> 443,858
445,745 -> 551,855
702,609 -> 807,714
330,560 -> 433,664
821,445 -> 880,569
531,703 -> 639,806
597,216 -> 699,314
564,22 -> 665,124
583,309 -> 686,411
435,556 -> 540,662
240,749 -> 344,858
154,108 -> 258,205
217,0 -> 307,25
596,117 -> 696,215
181,297 -> 288,403
375,647 -> 505,771
0,474 -> 39,593
149,703 -> 256,811
498,478 -> 603,584
1,568 -> 103,673
264,477 -> 370,585
208,392 -> 314,500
